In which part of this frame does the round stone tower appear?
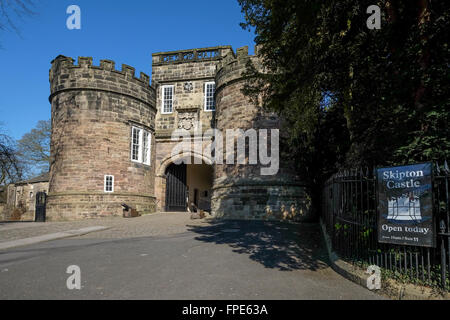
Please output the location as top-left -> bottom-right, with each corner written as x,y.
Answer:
212,47 -> 312,221
47,56 -> 156,220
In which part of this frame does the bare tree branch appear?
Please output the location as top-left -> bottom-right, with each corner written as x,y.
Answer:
0,0 -> 35,41
0,123 -> 23,184
16,119 -> 51,177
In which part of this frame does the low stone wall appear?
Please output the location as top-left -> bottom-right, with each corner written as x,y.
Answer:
46,193 -> 156,221
211,181 -> 312,221
0,204 -> 5,221
0,205 -> 33,221
20,210 -> 35,221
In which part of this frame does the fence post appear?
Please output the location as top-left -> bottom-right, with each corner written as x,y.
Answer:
320,161 -> 449,290
440,220 -> 447,288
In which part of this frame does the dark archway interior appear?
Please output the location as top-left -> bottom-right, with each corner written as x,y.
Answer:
165,156 -> 213,212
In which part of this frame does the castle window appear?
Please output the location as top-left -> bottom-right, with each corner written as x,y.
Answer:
131,126 -> 152,166
104,175 -> 114,193
204,82 -> 215,111
143,131 -> 151,165
131,127 -> 142,162
162,85 -> 174,114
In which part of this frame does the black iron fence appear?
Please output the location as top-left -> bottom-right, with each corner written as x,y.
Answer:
321,161 -> 449,290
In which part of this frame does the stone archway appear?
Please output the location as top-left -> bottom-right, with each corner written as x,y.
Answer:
156,152 -> 213,212
157,151 -> 213,177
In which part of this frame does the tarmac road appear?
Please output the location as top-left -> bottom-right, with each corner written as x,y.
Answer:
0,219 -> 385,300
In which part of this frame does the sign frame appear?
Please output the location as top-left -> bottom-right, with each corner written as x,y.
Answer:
376,162 -> 436,248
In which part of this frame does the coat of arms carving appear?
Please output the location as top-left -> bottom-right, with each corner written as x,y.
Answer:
177,107 -> 199,131
184,82 -> 193,93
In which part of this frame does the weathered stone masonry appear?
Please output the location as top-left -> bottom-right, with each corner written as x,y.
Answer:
212,46 -> 311,220
47,56 -> 156,220
46,45 -> 311,221
151,46 -> 233,212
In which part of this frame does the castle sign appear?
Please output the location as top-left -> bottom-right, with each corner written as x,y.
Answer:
377,163 -> 435,247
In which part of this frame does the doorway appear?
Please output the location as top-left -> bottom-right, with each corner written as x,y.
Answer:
165,163 -> 187,212
163,157 -> 214,213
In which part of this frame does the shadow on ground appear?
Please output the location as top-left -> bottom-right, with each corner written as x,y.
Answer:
187,220 -> 330,272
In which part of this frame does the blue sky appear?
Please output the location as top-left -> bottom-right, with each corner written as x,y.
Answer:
0,0 -> 255,140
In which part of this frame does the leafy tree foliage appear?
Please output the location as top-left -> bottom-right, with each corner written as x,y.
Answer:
238,0 -> 449,188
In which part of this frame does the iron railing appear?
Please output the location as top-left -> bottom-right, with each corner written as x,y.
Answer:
321,161 -> 449,290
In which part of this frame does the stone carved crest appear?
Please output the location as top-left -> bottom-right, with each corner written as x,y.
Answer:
177,108 -> 199,131
183,82 -> 193,93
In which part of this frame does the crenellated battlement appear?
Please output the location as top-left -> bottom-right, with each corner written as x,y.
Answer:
50,55 -> 151,87
47,55 -> 157,221
215,46 -> 258,93
216,46 -> 251,69
49,55 -> 155,108
151,45 -> 234,66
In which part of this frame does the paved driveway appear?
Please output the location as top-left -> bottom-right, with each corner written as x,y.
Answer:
0,212 -> 206,241
0,213 -> 385,299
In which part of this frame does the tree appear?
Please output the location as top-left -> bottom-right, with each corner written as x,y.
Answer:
17,120 -> 51,177
239,0 -> 449,177
0,0 -> 35,46
238,0 -> 449,215
0,124 -> 22,184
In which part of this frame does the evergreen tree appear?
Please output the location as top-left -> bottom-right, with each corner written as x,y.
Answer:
238,0 -> 449,184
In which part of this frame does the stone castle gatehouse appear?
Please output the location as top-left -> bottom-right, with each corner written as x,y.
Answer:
46,45 -> 311,221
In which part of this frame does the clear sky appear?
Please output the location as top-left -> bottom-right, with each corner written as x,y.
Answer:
0,0 -> 255,140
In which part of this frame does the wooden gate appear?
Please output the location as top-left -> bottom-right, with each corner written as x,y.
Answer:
165,163 -> 187,212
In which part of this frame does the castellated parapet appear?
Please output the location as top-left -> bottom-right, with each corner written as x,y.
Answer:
212,46 -> 312,221
47,56 -> 157,220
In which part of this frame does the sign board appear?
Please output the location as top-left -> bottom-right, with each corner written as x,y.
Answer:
377,163 -> 435,247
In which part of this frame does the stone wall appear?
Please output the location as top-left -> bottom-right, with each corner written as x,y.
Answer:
9,181 -> 49,221
47,56 -> 157,220
186,162 -> 214,211
0,186 -> 5,203
152,46 -> 232,211
0,187 -> 5,220
0,203 -> 5,221
152,46 -> 233,136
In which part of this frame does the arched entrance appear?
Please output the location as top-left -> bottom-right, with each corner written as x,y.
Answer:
163,156 -> 214,212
